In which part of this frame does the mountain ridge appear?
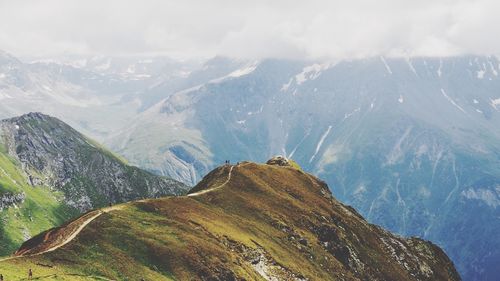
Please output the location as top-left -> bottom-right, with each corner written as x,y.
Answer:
1,51 -> 497,279
106,56 -> 499,280
0,161 -> 460,280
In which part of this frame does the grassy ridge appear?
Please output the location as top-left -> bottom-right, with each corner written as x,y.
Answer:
0,163 -> 460,280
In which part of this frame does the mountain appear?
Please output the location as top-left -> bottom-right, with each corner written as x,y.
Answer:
0,112 -> 188,255
1,50 -> 497,279
0,51 -> 248,141
107,56 -> 500,280
0,160 -> 460,280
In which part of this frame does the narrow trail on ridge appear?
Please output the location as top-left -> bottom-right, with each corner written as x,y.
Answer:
0,205 -> 124,262
187,164 -> 237,197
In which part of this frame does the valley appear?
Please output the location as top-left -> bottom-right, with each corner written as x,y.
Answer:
1,51 -> 499,279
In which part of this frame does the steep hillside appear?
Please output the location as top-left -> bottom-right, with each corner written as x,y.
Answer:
0,161 -> 460,280
0,113 -> 188,255
0,142 -> 78,257
108,56 -> 500,280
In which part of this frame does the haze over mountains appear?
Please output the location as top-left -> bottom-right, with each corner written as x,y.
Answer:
1,50 -> 499,280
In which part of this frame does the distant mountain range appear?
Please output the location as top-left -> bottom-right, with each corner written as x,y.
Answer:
0,112 -> 187,255
0,50 -> 499,280
0,159 -> 460,281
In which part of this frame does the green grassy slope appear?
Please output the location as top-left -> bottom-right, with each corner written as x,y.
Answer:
0,149 -> 79,256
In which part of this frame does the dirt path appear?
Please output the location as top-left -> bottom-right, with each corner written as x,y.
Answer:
187,164 -> 236,197
36,205 -> 124,256
0,163 -> 245,263
0,205 -> 123,262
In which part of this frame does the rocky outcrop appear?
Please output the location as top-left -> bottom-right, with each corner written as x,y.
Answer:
266,155 -> 291,167
0,113 -> 189,211
0,192 -> 25,211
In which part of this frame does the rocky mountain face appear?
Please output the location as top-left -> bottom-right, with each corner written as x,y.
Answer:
0,192 -> 25,211
1,161 -> 460,281
108,56 -> 500,281
0,112 -> 188,211
0,112 -> 188,255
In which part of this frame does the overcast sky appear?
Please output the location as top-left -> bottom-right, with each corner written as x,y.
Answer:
0,0 -> 499,60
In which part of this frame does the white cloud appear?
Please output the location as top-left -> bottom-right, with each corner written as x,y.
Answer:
0,0 -> 499,59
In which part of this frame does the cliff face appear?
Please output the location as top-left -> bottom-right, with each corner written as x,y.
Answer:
0,113 -> 188,256
4,161 -> 460,281
0,112 -> 188,211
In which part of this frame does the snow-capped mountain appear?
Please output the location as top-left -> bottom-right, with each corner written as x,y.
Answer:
1,50 -> 499,280
108,56 -> 500,281
0,51 -> 212,139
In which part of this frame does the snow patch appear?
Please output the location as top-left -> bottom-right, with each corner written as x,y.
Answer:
380,56 -> 392,74
477,70 -> 485,79
281,77 -> 293,91
398,95 -> 404,103
405,57 -> 418,76
386,126 -> 412,165
441,89 -> 466,113
229,61 -> 259,78
462,187 -> 500,208
437,58 -> 442,77
288,131 -> 310,159
295,63 -> 331,85
310,125 -> 332,163
473,99 -> 479,104
247,106 -> 264,116
490,98 -> 500,110
342,107 -> 360,121
488,60 -> 498,76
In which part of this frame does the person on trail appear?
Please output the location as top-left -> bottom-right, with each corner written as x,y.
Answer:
0,273 -> 4,281
28,268 -> 33,280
